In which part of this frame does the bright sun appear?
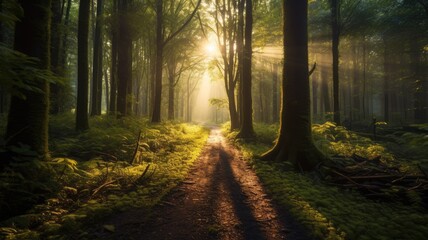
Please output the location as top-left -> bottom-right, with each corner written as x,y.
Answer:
205,42 -> 217,56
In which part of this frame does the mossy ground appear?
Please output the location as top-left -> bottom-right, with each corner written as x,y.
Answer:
0,114 -> 209,239
224,122 -> 428,240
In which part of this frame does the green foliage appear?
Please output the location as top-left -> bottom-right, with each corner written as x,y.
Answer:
313,122 -> 394,163
252,160 -> 428,240
0,44 -> 59,99
0,151 -> 60,221
227,122 -> 428,240
1,115 -> 210,239
209,98 -> 228,110
0,0 -> 22,28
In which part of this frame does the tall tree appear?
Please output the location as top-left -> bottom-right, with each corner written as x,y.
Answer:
76,0 -> 90,131
0,0 -> 6,114
237,0 -> 255,138
151,0 -> 202,123
261,0 -> 323,171
151,0 -> 163,122
116,0 -> 133,117
212,0 -> 240,129
109,0 -> 118,114
91,0 -> 104,116
6,0 -> 52,159
330,0 -> 340,125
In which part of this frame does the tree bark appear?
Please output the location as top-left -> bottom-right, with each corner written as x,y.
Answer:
0,0 -> 6,114
109,0 -> 118,114
151,0 -> 202,123
91,0 -> 104,116
117,0 -> 132,117
76,0 -> 90,131
237,0 -> 255,138
237,0 -> 244,125
6,0 -> 52,159
272,63 -> 279,123
261,0 -> 323,171
151,0 -> 163,123
167,61 -> 175,120
352,41 -> 360,121
331,0 -> 340,125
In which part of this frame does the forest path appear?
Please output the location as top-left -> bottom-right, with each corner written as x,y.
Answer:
103,128 -> 310,240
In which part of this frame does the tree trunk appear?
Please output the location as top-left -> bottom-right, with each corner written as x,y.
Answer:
227,88 -> 239,129
261,0 -> 323,171
272,63 -> 279,123
151,0 -> 163,123
109,0 -> 118,114
352,41 -> 360,121
104,68 -> 109,111
237,0 -> 244,126
238,0 -> 255,138
0,0 -> 6,114
186,75 -> 191,122
91,0 -> 104,116
76,0 -> 90,131
331,0 -> 340,125
167,58 -> 176,120
6,0 -> 52,159
117,0 -> 132,117
362,38 -> 367,120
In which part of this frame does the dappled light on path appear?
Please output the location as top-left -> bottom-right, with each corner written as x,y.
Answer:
207,128 -> 224,144
113,128 -> 297,239
98,128 -> 314,239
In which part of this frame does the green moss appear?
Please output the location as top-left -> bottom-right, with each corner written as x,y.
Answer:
1,115 -> 210,239
228,122 -> 428,240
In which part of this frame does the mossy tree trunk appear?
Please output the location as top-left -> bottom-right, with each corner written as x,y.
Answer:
6,0 -> 52,159
261,0 -> 324,171
76,0 -> 90,131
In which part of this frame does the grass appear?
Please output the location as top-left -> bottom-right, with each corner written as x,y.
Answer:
0,114 -> 210,239
224,122 -> 428,240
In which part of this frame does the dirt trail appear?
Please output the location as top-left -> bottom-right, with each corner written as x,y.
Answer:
103,128 -> 311,240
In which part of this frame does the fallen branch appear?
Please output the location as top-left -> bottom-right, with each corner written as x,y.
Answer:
132,131 -> 143,165
135,164 -> 153,184
92,179 -> 118,197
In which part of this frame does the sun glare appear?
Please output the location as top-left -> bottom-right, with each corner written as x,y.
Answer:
205,42 -> 217,55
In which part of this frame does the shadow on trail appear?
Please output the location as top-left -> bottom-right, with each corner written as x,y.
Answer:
207,142 -> 268,239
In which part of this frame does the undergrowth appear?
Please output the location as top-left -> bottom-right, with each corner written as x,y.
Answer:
0,114 -> 209,239
224,122 -> 428,240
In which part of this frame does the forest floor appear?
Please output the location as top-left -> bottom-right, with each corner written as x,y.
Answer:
98,128 -> 311,240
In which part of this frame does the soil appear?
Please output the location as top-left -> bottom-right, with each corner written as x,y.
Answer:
99,128 -> 312,240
